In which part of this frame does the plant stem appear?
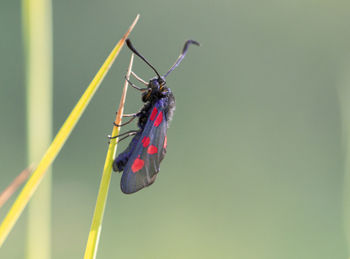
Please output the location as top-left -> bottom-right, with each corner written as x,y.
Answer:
22,0 -> 53,258
83,54 -> 134,259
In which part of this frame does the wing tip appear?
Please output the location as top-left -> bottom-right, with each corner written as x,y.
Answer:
121,174 -> 158,194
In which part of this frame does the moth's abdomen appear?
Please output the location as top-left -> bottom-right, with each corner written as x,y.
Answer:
113,154 -> 128,172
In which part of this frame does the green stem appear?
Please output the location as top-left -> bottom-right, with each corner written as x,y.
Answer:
22,0 -> 53,258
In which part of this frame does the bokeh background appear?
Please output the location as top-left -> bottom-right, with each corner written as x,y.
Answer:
1,0 -> 350,258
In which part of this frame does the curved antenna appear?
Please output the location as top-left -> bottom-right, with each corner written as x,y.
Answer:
126,39 -> 161,78
164,40 -> 200,78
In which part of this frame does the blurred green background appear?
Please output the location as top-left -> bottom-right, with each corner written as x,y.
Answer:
1,0 -> 350,258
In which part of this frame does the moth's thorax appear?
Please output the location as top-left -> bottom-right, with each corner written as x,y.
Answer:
137,87 -> 175,131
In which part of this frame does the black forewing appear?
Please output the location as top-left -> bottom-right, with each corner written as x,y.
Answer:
121,100 -> 168,194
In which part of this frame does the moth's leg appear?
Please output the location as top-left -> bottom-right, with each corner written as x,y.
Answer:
114,109 -> 142,126
116,133 -> 137,143
123,113 -> 138,117
108,131 -> 138,144
108,130 -> 139,140
125,76 -> 147,91
131,71 -> 148,86
115,111 -> 140,117
113,115 -> 137,127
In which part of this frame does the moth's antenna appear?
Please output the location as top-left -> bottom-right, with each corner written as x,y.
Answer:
164,40 -> 200,78
126,39 -> 161,78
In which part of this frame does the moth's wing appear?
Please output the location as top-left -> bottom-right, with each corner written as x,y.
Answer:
121,103 -> 168,194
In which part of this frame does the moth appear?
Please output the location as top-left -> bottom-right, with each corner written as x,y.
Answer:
112,38 -> 199,194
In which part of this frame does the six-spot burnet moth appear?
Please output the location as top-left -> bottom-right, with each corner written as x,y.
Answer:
111,38 -> 199,194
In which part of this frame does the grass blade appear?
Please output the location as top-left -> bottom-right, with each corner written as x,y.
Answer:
0,14 -> 140,247
83,53 -> 134,259
22,0 -> 53,257
0,165 -> 34,209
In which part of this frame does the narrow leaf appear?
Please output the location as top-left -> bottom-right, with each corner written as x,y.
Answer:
84,53 -> 134,259
0,165 -> 34,209
0,14 -> 140,247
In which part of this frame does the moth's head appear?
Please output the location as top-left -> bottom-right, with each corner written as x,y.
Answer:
149,76 -> 166,91
142,77 -> 167,102
126,38 -> 199,103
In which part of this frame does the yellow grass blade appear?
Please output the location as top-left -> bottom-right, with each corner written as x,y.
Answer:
83,53 -> 134,259
0,14 -> 140,247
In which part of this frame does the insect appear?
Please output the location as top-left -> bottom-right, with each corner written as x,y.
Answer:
111,38 -> 199,194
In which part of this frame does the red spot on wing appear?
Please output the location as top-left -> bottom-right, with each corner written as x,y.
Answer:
154,112 -> 163,127
131,157 -> 144,173
147,145 -> 158,154
150,107 -> 158,121
141,136 -> 150,147
163,136 -> 167,149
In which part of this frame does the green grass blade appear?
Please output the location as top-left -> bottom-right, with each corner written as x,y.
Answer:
22,0 -> 53,257
0,14 -> 139,247
83,53 -> 134,259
